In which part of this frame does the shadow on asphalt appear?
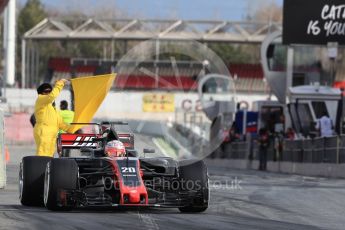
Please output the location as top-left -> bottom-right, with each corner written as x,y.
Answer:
4,204 -> 189,214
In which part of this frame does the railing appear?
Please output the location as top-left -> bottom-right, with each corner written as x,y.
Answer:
223,142 -> 250,159
171,119 -> 345,165
279,136 -> 339,163
209,135 -> 345,164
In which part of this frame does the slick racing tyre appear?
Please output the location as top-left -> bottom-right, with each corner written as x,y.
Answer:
178,160 -> 209,213
19,156 -> 52,206
44,159 -> 78,211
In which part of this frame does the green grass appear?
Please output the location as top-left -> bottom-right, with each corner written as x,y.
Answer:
153,137 -> 178,158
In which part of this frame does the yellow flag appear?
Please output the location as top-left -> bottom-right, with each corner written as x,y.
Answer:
68,74 -> 116,133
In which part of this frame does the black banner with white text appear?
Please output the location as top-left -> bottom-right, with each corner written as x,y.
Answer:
283,0 -> 345,45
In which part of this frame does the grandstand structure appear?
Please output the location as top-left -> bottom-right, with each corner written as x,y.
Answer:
22,18 -> 281,92
48,57 -> 266,93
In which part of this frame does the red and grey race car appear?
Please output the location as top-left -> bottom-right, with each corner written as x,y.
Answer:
19,122 -> 209,212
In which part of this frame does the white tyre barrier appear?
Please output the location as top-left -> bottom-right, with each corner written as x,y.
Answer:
0,108 -> 5,188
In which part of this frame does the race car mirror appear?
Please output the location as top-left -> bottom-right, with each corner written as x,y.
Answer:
143,148 -> 155,157
143,148 -> 155,154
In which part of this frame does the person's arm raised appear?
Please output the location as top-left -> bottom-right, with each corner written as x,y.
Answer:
39,79 -> 69,105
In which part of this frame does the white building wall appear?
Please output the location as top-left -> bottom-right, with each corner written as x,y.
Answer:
1,88 -> 274,120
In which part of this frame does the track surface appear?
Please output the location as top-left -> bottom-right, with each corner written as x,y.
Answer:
1,145 -> 345,230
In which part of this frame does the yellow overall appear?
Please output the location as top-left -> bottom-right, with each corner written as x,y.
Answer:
34,80 -> 69,157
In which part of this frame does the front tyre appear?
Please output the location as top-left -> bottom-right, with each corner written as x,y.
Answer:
19,156 -> 52,206
178,160 -> 209,213
44,159 -> 78,211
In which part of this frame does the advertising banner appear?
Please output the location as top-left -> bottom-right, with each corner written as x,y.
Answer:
142,93 -> 175,112
283,0 -> 345,45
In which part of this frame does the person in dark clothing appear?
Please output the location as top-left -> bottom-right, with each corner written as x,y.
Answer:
286,127 -> 296,140
30,113 -> 36,127
258,128 -> 270,171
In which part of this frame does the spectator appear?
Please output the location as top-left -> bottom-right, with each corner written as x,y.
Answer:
274,115 -> 285,133
315,112 -> 333,137
228,126 -> 240,143
29,113 -> 36,127
286,127 -> 296,140
59,100 -> 75,133
273,115 -> 285,161
258,128 -> 270,171
59,100 -> 75,156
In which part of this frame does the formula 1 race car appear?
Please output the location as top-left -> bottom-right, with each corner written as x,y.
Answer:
19,122 -> 209,212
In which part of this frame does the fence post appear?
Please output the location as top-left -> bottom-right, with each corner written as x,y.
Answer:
324,136 -> 337,163
312,137 -> 324,163
340,135 -> 345,163
303,139 -> 313,163
284,140 -> 293,162
337,136 -> 340,164
223,142 -> 232,159
0,108 -> 5,188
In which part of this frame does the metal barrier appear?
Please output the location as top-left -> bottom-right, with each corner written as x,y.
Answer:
252,141 -> 260,160
223,143 -> 232,159
0,109 -> 5,188
283,137 -> 338,163
220,135 -> 342,165
172,122 -> 345,166
232,142 -> 249,159
312,137 -> 324,163
339,135 -> 345,163
231,143 -> 239,159
267,144 -> 275,162
302,139 -> 313,163
292,140 -> 303,163
282,140 -> 293,162
282,139 -> 302,162
217,141 -> 249,159
324,136 -> 338,163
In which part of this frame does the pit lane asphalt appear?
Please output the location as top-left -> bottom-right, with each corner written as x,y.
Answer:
1,145 -> 345,230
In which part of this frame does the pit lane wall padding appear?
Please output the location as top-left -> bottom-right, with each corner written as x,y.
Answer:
0,109 -> 5,188
205,159 -> 345,179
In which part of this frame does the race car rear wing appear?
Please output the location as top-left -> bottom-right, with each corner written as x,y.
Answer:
58,133 -> 101,148
56,123 -> 101,155
57,122 -> 135,154
58,133 -> 134,149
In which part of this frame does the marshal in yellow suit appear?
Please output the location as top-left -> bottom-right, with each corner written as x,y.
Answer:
34,80 -> 70,157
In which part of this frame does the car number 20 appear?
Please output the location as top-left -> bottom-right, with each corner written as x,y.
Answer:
121,167 -> 136,173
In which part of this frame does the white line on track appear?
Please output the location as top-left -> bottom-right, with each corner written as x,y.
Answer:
137,212 -> 160,230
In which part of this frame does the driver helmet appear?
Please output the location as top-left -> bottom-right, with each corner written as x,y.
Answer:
105,140 -> 126,157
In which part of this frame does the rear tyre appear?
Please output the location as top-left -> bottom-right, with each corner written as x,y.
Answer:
178,160 -> 209,213
19,156 -> 52,206
44,159 -> 78,211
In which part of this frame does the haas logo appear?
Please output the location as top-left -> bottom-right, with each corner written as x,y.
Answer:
73,136 -> 96,147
